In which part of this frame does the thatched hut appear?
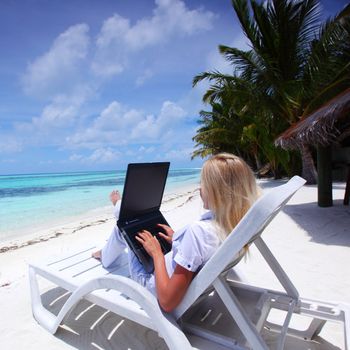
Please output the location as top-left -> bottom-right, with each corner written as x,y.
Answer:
275,88 -> 350,207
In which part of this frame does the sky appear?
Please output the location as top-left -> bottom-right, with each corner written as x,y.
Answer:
0,0 -> 348,174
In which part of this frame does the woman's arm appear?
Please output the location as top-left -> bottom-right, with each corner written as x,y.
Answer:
136,230 -> 194,312
153,253 -> 194,312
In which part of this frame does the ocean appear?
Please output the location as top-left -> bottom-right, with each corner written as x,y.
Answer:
0,168 -> 201,244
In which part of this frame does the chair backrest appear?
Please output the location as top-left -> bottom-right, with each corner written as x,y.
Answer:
173,176 -> 306,319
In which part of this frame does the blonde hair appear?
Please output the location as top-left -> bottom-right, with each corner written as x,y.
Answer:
201,153 -> 259,241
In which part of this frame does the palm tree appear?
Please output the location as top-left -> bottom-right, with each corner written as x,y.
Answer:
192,77 -> 293,176
193,0 -> 350,183
192,86 -> 250,159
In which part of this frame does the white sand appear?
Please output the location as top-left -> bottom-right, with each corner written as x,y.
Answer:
0,180 -> 349,349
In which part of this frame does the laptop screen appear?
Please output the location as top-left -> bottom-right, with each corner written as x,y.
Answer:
119,162 -> 170,221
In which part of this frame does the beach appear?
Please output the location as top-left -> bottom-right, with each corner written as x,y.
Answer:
0,179 -> 349,349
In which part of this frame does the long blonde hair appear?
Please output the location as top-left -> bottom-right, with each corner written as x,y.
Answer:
201,153 -> 259,241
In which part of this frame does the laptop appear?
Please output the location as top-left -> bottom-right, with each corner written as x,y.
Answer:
117,162 -> 172,273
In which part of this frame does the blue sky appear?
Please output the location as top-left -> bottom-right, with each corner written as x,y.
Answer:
0,0 -> 347,174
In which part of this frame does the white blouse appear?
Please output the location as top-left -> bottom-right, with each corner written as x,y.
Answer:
164,211 -> 220,275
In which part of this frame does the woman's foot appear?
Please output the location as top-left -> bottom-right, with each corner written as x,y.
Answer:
92,250 -> 102,260
110,190 -> 121,206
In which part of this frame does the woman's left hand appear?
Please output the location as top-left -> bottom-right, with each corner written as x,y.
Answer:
136,230 -> 163,259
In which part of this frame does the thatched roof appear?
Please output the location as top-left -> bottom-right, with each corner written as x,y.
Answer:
275,88 -> 350,150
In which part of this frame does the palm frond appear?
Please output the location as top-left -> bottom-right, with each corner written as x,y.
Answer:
231,0 -> 261,49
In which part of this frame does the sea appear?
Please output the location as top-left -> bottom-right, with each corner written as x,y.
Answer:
0,168 -> 201,244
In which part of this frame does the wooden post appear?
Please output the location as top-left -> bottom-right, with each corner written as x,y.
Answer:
317,146 -> 333,207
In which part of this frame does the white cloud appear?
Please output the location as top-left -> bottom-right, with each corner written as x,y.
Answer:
130,100 -> 186,140
70,147 -> 121,164
94,101 -> 144,130
130,114 -> 159,139
155,0 -> 214,34
32,96 -> 79,129
1,158 -> 17,164
16,86 -> 94,132
18,0 -> 214,135
96,14 -> 130,48
21,1 -> 215,91
12,1 -> 216,169
125,0 -> 213,49
39,160 -> 54,165
138,146 -> 156,154
66,101 -> 146,148
164,147 -> 193,160
159,100 -> 186,123
21,94 -> 184,152
66,99 -> 187,149
92,0 -> 215,77
136,69 -> 153,87
0,138 -> 22,154
22,24 -> 90,97
88,147 -> 121,163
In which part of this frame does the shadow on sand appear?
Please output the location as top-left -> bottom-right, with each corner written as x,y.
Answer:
38,285 -> 342,350
284,199 -> 350,247
258,178 -> 350,247
40,286 -> 168,350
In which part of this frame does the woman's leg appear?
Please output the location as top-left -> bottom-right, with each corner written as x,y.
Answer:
127,251 -> 156,295
93,196 -> 124,267
100,226 -> 127,268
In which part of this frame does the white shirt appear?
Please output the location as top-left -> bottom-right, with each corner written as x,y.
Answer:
164,211 -> 220,275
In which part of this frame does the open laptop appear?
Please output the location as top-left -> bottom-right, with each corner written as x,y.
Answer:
117,162 -> 172,273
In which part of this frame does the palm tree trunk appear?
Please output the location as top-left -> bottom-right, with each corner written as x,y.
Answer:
254,152 -> 261,170
301,144 -> 317,184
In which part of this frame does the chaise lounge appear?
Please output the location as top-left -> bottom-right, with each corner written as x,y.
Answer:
29,176 -> 350,349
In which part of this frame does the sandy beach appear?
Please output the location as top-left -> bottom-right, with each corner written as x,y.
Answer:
0,179 -> 349,349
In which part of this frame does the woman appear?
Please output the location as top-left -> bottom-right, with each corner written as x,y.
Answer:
93,153 -> 259,312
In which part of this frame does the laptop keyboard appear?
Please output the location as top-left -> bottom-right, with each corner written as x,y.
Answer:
126,220 -> 169,252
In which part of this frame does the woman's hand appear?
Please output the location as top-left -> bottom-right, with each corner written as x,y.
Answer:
157,224 -> 174,244
136,230 -> 163,259
137,227 -> 194,313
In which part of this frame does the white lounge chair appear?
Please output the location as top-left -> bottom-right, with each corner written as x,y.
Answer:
29,176 -> 350,349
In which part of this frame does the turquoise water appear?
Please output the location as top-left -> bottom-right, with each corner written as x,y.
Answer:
0,169 -> 201,243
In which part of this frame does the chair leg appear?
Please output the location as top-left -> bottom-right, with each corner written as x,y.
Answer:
343,303 -> 350,350
306,318 -> 327,339
29,267 -> 193,350
213,276 -> 269,350
29,266 -> 61,334
344,166 -> 350,205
